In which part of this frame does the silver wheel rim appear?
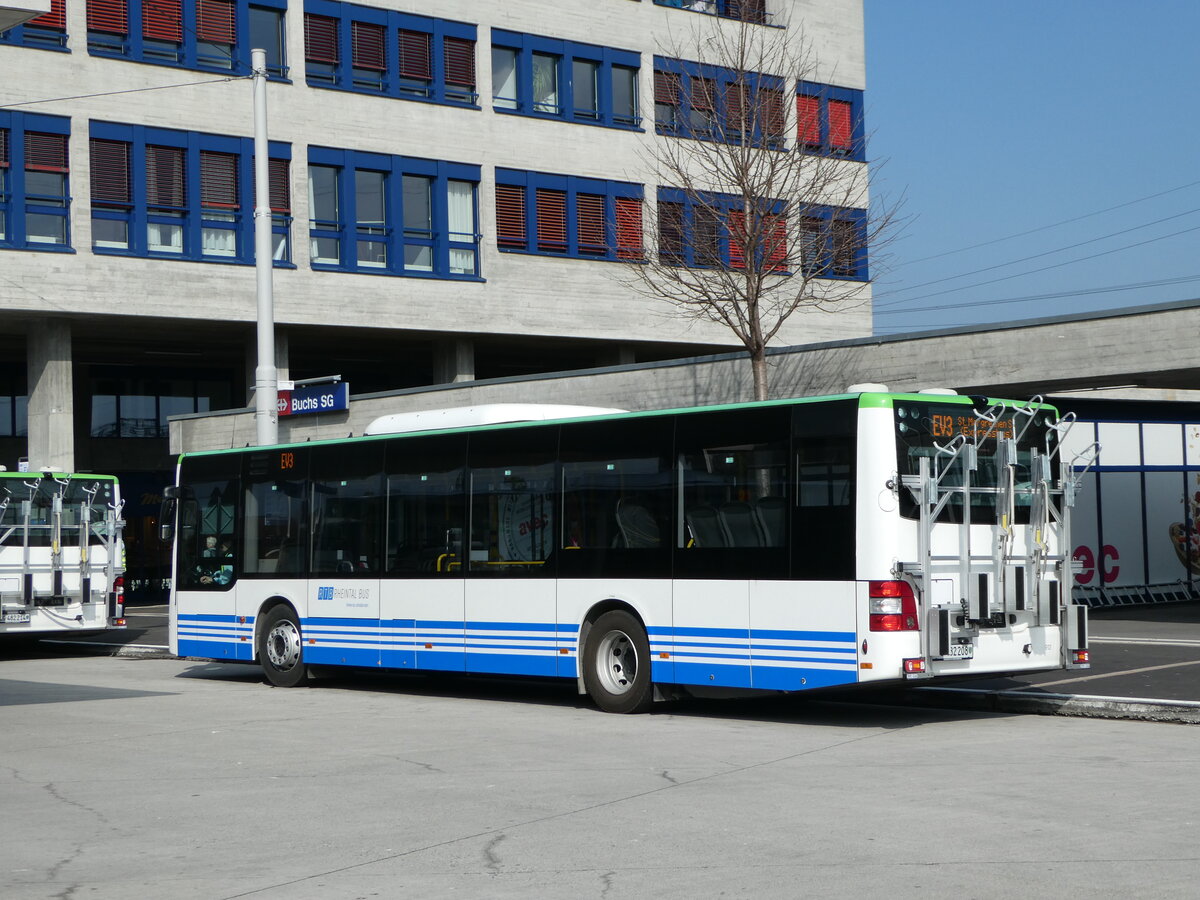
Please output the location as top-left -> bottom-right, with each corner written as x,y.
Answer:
266,619 -> 302,671
595,628 -> 639,695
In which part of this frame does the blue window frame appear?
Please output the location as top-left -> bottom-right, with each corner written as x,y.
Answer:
302,0 -> 477,107
491,31 -> 640,130
495,169 -> 644,262
796,206 -> 868,281
653,56 -> 785,148
796,82 -> 865,162
88,121 -> 293,265
653,0 -> 770,25
307,147 -> 480,279
656,188 -> 799,274
0,0 -> 69,50
85,0 -> 288,79
0,111 -> 72,252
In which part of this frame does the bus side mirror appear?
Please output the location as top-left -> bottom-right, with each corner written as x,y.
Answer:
159,486 -> 179,543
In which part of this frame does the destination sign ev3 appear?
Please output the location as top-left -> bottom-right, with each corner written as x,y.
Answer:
276,381 -> 349,417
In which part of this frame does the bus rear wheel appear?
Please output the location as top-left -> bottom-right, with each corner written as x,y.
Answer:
583,610 -> 654,714
259,605 -> 307,688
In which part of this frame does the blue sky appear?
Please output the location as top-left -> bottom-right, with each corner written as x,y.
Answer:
862,1 -> 1200,335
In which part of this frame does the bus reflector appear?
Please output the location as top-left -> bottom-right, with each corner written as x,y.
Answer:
903,658 -> 926,674
1072,649 -> 1090,665
869,581 -> 918,631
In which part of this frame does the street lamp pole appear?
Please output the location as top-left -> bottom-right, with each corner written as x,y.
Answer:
251,47 -> 279,446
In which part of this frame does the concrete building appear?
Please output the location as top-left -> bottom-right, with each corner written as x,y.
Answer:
0,0 -> 871,593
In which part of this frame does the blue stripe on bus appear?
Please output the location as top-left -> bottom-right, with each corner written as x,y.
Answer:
672,661 -> 753,688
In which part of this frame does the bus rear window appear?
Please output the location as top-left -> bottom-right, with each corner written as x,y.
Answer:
894,401 -> 1060,523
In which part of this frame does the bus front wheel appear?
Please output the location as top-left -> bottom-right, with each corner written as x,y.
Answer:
583,610 -> 654,714
259,605 -> 307,688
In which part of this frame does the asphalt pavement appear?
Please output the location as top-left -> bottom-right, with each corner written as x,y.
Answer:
39,597 -> 1200,724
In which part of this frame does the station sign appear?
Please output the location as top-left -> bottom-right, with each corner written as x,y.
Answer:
276,382 -> 349,417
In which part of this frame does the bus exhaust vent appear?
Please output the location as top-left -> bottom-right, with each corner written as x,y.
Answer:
364,403 -> 627,436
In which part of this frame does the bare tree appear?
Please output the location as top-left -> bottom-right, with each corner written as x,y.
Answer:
622,7 -> 895,400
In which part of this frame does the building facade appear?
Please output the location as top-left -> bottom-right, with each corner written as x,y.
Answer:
0,0 -> 869,594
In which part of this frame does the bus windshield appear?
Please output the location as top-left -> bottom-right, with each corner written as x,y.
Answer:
894,400 -> 1060,523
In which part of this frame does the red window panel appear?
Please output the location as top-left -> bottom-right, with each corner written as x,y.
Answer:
829,99 -> 853,150
0,129 -> 9,168
443,37 -> 476,90
727,210 -> 745,269
535,188 -> 567,252
304,14 -> 339,63
691,77 -> 715,112
351,21 -> 386,71
197,0 -> 235,44
143,0 -> 183,42
87,0 -> 129,36
759,88 -> 785,140
576,193 -> 605,255
146,145 -> 186,209
495,184 -> 526,248
398,29 -> 432,80
24,132 -> 68,172
30,0 -> 66,30
765,214 -> 788,271
200,151 -> 239,210
797,95 -> 820,146
89,139 -> 131,204
615,197 -> 643,260
653,70 -> 680,105
725,82 -> 747,131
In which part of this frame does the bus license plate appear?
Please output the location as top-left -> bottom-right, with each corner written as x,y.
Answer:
3,612 -> 31,624
945,641 -> 973,659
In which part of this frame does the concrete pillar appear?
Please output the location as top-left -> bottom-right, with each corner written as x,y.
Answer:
26,318 -> 74,471
244,328 -> 289,406
434,339 -> 475,384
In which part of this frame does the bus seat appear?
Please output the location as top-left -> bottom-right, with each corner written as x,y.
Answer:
719,502 -> 763,547
753,497 -> 787,546
615,499 -> 661,548
685,506 -> 726,547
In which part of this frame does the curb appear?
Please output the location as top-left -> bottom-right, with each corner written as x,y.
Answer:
899,686 -> 1200,725
42,639 -> 175,660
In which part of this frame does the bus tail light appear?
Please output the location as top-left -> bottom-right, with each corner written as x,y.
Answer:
1071,649 -> 1090,665
109,575 -> 125,621
869,581 -> 918,632
903,658 -> 926,675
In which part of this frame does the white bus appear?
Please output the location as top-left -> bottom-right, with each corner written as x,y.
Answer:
0,471 -> 126,638
164,391 -> 1091,712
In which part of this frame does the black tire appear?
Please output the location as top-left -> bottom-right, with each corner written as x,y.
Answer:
259,605 -> 307,687
582,609 -> 654,714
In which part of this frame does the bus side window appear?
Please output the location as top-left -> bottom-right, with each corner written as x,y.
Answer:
384,435 -> 467,577
243,449 -> 309,577
467,427 -> 558,577
310,443 -> 383,576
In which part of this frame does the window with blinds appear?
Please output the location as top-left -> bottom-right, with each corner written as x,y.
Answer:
796,83 -> 864,160
88,121 -> 292,264
496,169 -> 643,262
1,118 -> 72,249
4,0 -> 69,49
303,1 -> 477,108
